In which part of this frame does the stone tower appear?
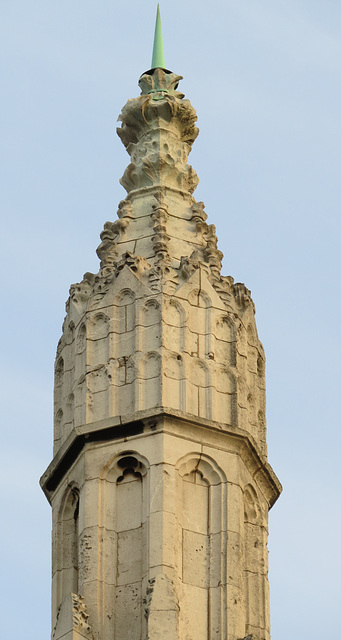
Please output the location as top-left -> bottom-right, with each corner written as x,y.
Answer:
41,11 -> 281,640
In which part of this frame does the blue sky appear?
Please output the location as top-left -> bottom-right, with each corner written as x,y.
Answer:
1,2 -> 340,638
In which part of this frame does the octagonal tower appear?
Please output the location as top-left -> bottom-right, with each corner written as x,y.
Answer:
41,10 -> 281,640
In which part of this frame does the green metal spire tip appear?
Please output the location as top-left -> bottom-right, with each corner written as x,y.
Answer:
151,4 -> 166,70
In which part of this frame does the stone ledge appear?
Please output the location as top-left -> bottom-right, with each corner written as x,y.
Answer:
40,407 -> 282,506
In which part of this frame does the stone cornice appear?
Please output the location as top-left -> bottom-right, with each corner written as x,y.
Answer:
40,407 -> 281,507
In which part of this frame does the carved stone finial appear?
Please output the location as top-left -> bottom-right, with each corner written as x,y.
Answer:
117,68 -> 199,184
65,61 -> 256,317
139,68 -> 184,100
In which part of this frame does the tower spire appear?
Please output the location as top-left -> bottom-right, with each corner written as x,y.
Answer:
151,4 -> 166,69
41,22 -> 282,640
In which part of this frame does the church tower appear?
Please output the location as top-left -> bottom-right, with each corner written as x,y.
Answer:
41,9 -> 281,640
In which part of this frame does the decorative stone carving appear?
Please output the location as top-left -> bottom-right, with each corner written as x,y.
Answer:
139,68 -> 184,100
117,68 -> 199,194
66,272 -> 96,314
233,282 -> 254,310
117,198 -> 133,219
43,54 -> 281,640
204,223 -> 224,283
96,221 -> 119,273
156,264 -> 179,294
96,202 -> 132,275
120,135 -> 199,194
71,594 -> 92,634
52,593 -> 93,640
55,66 -> 264,449
151,195 -> 171,262
179,255 -> 195,280
190,200 -> 207,225
180,251 -> 210,281
58,68 -> 259,315
118,68 -> 198,148
115,251 -> 151,279
210,275 -> 235,307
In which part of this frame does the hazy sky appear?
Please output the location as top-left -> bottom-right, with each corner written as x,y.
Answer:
1,2 -> 340,639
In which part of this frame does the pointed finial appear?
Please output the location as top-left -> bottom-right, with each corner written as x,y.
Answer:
151,5 -> 166,70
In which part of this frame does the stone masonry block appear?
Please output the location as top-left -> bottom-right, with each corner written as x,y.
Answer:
117,527 -> 142,585
182,530 -> 208,587
149,510 -> 177,569
226,531 -> 243,587
179,583 -> 208,640
149,463 -> 176,515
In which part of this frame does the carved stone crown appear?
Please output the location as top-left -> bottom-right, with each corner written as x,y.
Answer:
63,67 -> 255,316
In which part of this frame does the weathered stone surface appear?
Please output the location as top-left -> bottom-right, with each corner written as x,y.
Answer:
52,593 -> 93,640
42,65 -> 281,640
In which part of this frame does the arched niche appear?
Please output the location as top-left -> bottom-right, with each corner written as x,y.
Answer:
257,352 -> 265,377
258,409 -> 265,429
163,351 -> 185,410
97,452 -> 150,640
54,408 -> 63,443
113,290 -> 136,367
76,323 -> 86,355
215,314 -> 234,341
186,359 -> 211,419
163,298 -> 186,353
139,352 -> 161,410
63,393 -> 74,440
113,289 -> 135,335
56,484 -> 80,608
54,357 -> 64,420
187,289 -> 212,358
164,298 -> 186,327
140,298 -> 161,326
114,289 -> 136,307
139,299 -> 161,352
175,454 -> 227,640
75,380 -> 85,427
188,289 -> 212,309
214,314 -> 236,366
177,453 -> 226,485
63,321 -> 74,346
87,312 -> 109,340
243,483 -> 268,637
75,324 -> 87,383
55,356 -> 64,386
244,484 -> 262,525
246,324 -> 258,375
86,368 -> 109,422
87,313 -> 110,368
140,351 -> 161,380
245,324 -> 259,431
211,365 -> 237,426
